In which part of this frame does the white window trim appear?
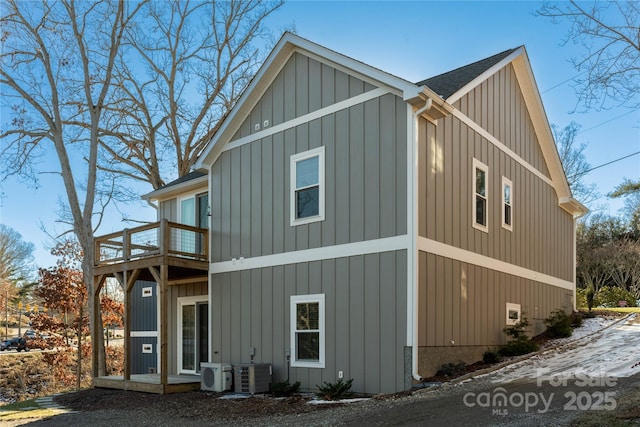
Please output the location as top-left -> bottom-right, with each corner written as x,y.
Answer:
472,158 -> 489,233
290,294 -> 325,368
506,302 -> 521,326
502,176 -> 513,231
290,146 -> 325,226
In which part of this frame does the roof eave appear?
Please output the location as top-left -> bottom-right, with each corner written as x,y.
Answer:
559,196 -> 589,217
142,174 -> 208,202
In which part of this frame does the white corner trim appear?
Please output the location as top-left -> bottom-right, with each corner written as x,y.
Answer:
418,236 -> 575,291
210,235 -> 409,273
453,109 -> 554,187
222,87 -> 391,154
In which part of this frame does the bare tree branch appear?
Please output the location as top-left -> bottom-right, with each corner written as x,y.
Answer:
537,0 -> 640,110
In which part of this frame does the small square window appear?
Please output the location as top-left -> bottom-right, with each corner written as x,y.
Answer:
290,147 -> 325,226
506,303 -> 521,325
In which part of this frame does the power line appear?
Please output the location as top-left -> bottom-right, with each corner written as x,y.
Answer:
568,150 -> 640,179
541,71 -> 588,94
577,110 -> 638,135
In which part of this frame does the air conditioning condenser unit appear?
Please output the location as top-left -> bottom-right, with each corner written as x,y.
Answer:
233,363 -> 271,394
200,362 -> 232,392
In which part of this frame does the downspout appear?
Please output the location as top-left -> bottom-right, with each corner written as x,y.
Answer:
410,97 -> 432,382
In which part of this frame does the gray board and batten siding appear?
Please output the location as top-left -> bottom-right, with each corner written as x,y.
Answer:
414,60 -> 577,375
210,251 -> 408,395
209,52 -> 408,263
417,62 -> 575,282
129,280 -> 157,375
208,51 -> 411,395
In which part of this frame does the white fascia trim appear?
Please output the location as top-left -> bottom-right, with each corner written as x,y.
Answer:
453,109 -> 554,187
130,331 -> 158,338
447,48 -> 524,105
210,235 -> 409,274
418,236 -> 574,291
221,87 -> 391,154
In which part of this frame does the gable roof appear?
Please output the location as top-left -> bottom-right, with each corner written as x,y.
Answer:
194,32 -> 448,170
193,33 -> 587,217
417,48 -> 520,100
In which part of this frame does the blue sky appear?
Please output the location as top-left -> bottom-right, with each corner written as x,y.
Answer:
1,0 -> 638,268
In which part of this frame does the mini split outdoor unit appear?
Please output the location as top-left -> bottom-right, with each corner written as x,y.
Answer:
200,363 -> 232,392
233,363 -> 272,394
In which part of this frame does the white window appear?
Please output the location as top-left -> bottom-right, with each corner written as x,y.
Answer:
177,192 -> 208,254
290,294 -> 325,368
506,302 -> 521,326
290,147 -> 325,226
502,177 -> 513,231
472,159 -> 488,232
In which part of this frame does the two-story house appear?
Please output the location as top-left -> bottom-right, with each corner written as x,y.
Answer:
92,33 -> 586,395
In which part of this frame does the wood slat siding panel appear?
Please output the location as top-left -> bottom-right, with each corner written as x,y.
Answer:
364,99 -> 380,241
419,252 -> 572,349
210,251 -> 407,394
417,76 -> 575,281
349,104 -> 365,243
210,95 -> 407,261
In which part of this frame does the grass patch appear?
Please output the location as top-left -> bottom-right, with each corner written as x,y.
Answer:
0,399 -> 40,411
0,398 -> 64,422
592,307 -> 640,314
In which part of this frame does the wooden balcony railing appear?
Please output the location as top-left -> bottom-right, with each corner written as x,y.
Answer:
94,219 -> 208,266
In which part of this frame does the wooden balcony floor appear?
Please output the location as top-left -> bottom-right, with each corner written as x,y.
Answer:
94,374 -> 201,394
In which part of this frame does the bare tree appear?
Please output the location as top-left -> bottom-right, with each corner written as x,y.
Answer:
1,0 -> 145,375
536,1 -> 640,110
0,224 -> 35,284
553,122 -> 599,206
98,0 -> 285,195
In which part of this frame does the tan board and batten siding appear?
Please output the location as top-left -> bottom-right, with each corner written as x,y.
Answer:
415,63 -> 575,375
209,52 -> 410,394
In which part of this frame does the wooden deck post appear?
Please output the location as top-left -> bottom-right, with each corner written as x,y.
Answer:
160,264 -> 169,389
123,270 -> 131,381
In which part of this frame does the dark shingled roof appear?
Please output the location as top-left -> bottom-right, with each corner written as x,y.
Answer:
161,170 -> 207,189
417,47 -> 520,99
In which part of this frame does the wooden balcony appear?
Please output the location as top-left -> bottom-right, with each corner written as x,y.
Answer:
93,219 -> 208,282
92,219 -> 209,393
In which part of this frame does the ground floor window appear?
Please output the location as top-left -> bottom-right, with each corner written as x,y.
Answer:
506,302 -> 521,325
290,294 -> 325,368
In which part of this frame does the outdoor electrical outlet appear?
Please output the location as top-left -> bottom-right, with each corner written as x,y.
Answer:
249,347 -> 255,356
338,371 -> 343,379
285,349 -> 290,357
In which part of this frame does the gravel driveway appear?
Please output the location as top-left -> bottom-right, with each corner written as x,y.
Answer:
9,314 -> 640,427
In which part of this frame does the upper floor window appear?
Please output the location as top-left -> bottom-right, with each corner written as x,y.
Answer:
290,146 -> 325,226
178,192 -> 208,254
179,192 -> 209,228
502,177 -> 513,231
473,159 -> 488,232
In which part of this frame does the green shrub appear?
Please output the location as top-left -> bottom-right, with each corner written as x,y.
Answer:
315,378 -> 354,401
271,380 -> 300,397
596,286 -> 637,308
436,361 -> 467,378
482,348 -> 502,364
499,315 -> 539,357
570,311 -> 584,328
499,339 -> 539,357
544,309 -> 573,338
